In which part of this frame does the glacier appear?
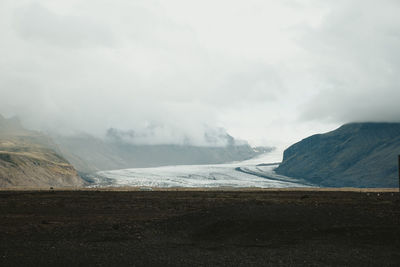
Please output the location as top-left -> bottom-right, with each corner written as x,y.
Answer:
90,150 -> 312,188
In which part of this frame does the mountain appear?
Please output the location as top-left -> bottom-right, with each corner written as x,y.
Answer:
0,115 -> 85,188
52,129 -> 271,174
275,123 -> 400,188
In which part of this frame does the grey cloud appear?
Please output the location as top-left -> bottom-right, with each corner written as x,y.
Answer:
1,0 -> 399,147
13,3 -> 114,48
299,0 -> 400,123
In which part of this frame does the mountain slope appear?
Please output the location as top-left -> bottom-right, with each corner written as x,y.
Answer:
52,131 -> 270,174
0,115 -> 85,188
275,123 -> 400,188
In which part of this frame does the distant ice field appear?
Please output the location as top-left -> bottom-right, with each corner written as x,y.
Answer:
91,150 -> 312,188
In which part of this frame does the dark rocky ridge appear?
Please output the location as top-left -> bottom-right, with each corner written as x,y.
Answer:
275,123 -> 400,188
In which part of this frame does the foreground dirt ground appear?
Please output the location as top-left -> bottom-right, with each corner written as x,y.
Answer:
0,190 -> 399,266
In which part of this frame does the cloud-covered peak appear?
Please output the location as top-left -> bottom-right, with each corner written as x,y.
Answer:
105,125 -> 239,147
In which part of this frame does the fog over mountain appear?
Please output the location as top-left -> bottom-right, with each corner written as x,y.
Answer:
1,0 -> 399,147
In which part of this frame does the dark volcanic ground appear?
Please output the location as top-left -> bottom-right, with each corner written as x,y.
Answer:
0,190 -> 399,266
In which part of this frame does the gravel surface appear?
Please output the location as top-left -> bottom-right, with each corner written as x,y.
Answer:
0,190 -> 399,266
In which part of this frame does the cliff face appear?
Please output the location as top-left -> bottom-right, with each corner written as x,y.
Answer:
0,116 -> 84,188
275,123 -> 400,188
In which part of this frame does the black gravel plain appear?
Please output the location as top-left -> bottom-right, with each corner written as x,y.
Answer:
0,190 -> 399,266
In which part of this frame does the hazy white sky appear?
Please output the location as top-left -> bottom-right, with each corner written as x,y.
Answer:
1,0 -> 399,148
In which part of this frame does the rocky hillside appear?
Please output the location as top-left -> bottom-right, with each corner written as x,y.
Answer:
0,115 -> 85,188
275,123 -> 400,188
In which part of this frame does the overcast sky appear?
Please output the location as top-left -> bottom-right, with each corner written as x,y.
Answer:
1,0 -> 399,148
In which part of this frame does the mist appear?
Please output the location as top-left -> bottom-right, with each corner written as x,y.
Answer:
1,0 -> 399,147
